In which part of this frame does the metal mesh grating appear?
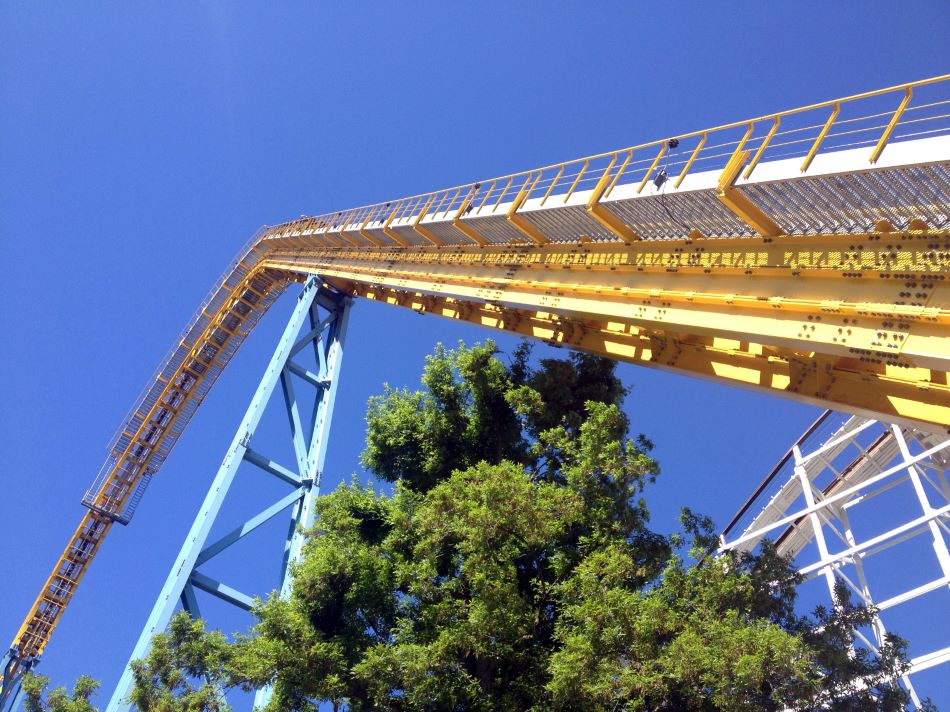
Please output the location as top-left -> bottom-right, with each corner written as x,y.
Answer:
741,162 -> 950,234
607,190 -> 755,239
521,204 -> 614,242
463,214 -> 526,244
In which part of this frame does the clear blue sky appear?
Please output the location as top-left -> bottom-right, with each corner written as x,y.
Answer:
1,2 -> 947,707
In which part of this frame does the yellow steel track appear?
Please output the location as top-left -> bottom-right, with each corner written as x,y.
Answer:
6,75 -> 950,671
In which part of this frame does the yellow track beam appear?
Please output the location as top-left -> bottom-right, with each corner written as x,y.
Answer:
343,282 -> 950,431
11,72 -> 950,669
261,229 -> 950,431
11,265 -> 293,660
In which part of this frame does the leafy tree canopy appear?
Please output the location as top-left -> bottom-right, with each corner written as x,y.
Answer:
21,675 -> 98,712
29,340 -> 929,711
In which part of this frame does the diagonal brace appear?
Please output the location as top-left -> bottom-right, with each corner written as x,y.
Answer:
281,367 -> 310,473
243,447 -> 302,486
286,360 -> 328,388
190,572 -> 255,612
289,313 -> 336,358
195,488 -> 306,567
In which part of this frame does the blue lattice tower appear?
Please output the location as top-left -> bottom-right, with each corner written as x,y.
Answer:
106,277 -> 350,711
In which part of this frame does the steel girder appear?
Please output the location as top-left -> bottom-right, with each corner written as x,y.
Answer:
105,278 -> 350,711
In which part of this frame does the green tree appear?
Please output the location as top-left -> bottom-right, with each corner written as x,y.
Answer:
220,341 -> 919,710
361,342 -> 627,491
22,674 -> 99,712
126,613 -> 234,712
49,340 -> 926,711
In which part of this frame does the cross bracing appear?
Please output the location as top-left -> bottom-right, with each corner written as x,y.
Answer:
2,74 -> 949,705
720,412 -> 950,705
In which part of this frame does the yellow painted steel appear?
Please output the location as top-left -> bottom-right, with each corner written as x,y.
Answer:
801,103 -> 840,173
412,197 -> 446,247
743,117 -> 780,180
586,155 -> 641,242
563,160 -> 589,202
7,74 -> 950,676
871,87 -> 913,164
358,208 -> 385,246
382,202 -> 411,246
258,234 -> 949,399
493,175 -> 514,210
541,165 -> 565,205
605,148 -> 633,198
476,179 -> 496,213
336,208 -> 361,246
675,133 -> 707,189
637,144 -> 667,194
342,282 -> 950,428
10,259 -> 291,663
716,149 -> 784,237
275,73 -> 949,252
451,191 -> 491,246
507,172 -> 551,245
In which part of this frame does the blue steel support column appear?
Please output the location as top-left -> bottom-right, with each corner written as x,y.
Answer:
106,278 -> 350,711
282,295 -> 349,595
252,292 -> 351,710
0,648 -> 32,711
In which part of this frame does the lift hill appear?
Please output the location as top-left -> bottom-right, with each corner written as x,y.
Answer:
2,74 -> 948,709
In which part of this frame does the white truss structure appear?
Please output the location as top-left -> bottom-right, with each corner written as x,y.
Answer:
720,412 -> 950,707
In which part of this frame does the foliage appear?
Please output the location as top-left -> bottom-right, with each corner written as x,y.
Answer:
547,540 -> 918,711
22,674 -> 98,712
125,612 -> 234,712
32,340 -> 929,710
220,340 -> 919,711
361,342 -> 627,491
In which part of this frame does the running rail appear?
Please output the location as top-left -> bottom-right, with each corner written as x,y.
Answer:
4,75 -> 950,682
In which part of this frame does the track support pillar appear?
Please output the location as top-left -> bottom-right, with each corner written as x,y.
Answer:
0,647 -> 37,712
106,277 -> 350,711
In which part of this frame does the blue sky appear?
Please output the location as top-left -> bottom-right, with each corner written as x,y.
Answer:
1,2 -> 947,707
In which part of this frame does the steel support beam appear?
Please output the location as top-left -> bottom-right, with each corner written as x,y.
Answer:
106,278 -> 350,711
331,278 -> 949,434
720,413 -> 950,705
0,648 -> 32,711
257,220 -> 950,432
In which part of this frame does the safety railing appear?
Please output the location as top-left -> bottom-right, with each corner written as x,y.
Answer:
98,227 -> 268,458
81,225 -> 283,523
79,74 -> 950,520
262,74 -> 949,247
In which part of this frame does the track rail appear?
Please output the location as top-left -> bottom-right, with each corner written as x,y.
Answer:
3,75 -> 949,689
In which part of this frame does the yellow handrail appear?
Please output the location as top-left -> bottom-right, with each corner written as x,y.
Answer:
744,117 -> 781,179
675,133 -> 706,189
801,103 -> 840,173
870,87 -> 913,164
270,73 -> 948,242
563,160 -> 589,203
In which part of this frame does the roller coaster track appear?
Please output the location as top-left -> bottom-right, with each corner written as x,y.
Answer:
3,75 -> 949,695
